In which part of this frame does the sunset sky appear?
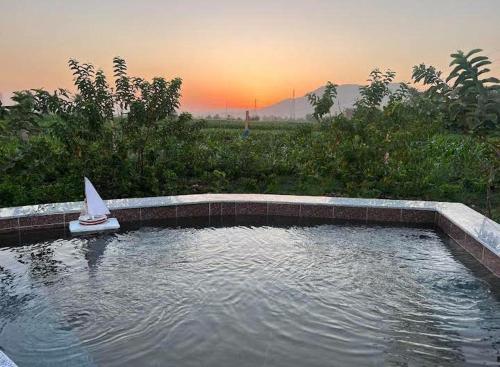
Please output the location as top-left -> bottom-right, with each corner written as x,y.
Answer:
1,0 -> 500,113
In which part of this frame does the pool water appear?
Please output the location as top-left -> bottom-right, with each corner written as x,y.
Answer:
0,224 -> 499,366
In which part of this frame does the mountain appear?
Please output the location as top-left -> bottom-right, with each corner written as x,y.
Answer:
257,83 -> 401,119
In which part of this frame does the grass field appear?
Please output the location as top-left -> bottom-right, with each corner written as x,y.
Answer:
196,119 -> 309,131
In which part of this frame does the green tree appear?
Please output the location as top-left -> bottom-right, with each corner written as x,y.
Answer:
307,82 -> 338,122
355,69 -> 396,110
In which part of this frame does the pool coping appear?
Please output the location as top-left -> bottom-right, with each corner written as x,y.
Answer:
0,194 -> 499,277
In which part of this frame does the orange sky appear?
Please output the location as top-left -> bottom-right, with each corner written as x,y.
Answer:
1,0 -> 500,112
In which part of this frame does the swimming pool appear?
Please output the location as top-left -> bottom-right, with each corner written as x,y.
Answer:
1,223 -> 499,366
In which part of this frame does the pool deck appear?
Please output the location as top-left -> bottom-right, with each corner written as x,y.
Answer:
0,350 -> 17,367
0,194 -> 499,277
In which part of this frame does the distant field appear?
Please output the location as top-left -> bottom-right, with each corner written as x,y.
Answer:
195,119 -> 309,131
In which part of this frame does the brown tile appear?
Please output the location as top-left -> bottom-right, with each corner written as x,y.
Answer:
20,227 -> 66,244
64,212 -> 81,223
401,209 -> 436,224
177,216 -> 210,228
141,206 -> 177,221
235,202 -> 267,216
302,204 -> 334,219
19,214 -> 64,228
111,208 -> 141,223
457,234 -> 484,261
235,215 -> 268,226
221,202 -> 236,216
448,222 -> 466,242
210,203 -> 222,216
299,217 -> 333,226
300,204 -> 333,219
0,230 -> 20,246
221,215 -> 237,227
268,203 -> 300,217
437,214 -> 451,234
0,218 -> 18,232
268,215 -> 300,226
209,215 -> 223,227
367,208 -> 402,223
177,203 -> 209,218
334,206 -> 367,222
482,248 -> 500,277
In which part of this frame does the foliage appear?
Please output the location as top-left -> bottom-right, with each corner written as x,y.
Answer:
306,82 -> 338,122
0,51 -> 499,222
413,49 -> 500,134
355,69 -> 396,110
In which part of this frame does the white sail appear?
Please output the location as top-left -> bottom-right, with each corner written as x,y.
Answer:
84,177 -> 111,217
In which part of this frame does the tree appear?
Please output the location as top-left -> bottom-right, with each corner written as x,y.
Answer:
413,49 -> 500,217
0,98 -> 8,119
68,58 -> 114,133
413,49 -> 500,134
307,82 -> 338,122
355,69 -> 396,109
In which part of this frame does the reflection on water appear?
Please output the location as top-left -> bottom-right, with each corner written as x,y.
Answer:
0,224 -> 499,367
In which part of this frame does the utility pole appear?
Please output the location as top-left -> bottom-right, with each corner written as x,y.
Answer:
254,98 -> 257,118
292,89 -> 296,120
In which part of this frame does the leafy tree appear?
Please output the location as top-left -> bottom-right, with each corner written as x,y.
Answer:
7,91 -> 38,133
355,69 -> 396,109
447,49 -> 500,133
68,58 -> 114,133
1,52 -> 499,222
113,57 -> 135,115
413,49 -> 500,217
413,49 -> 500,134
307,82 -> 338,122
0,98 -> 8,119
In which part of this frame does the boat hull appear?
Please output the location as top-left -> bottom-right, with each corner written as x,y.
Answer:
69,218 -> 120,234
79,215 -> 108,225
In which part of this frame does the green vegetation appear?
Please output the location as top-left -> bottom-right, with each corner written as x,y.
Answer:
1,50 -> 499,220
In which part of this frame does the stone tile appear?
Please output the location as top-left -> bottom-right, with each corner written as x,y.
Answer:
235,202 -> 267,216
401,209 -> 436,224
0,218 -> 18,232
299,217 -> 334,227
141,206 -> 177,221
210,203 -> 222,216
64,212 -> 81,223
300,204 -> 333,219
177,203 -> 209,218
482,248 -> 500,277
177,216 -> 210,228
235,215 -> 268,227
448,221 -> 466,242
111,208 -> 141,223
0,230 -> 20,247
457,234 -> 484,261
221,215 -> 237,227
20,227 -> 67,244
334,206 -> 367,222
140,218 -> 177,229
221,202 -> 236,216
268,203 -> 300,217
19,214 -> 64,228
437,214 -> 451,234
209,215 -> 223,227
268,215 -> 300,227
367,208 -> 402,223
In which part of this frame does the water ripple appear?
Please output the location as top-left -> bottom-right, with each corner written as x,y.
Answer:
0,225 -> 499,366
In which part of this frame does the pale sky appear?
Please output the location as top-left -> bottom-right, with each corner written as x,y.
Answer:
1,0 -> 500,111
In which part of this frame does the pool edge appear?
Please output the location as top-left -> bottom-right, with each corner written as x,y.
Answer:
0,194 -> 499,277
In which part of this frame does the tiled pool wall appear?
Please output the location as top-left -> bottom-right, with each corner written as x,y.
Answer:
0,194 -> 499,277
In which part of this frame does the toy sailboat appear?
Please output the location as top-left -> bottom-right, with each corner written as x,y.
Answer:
69,177 -> 120,234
